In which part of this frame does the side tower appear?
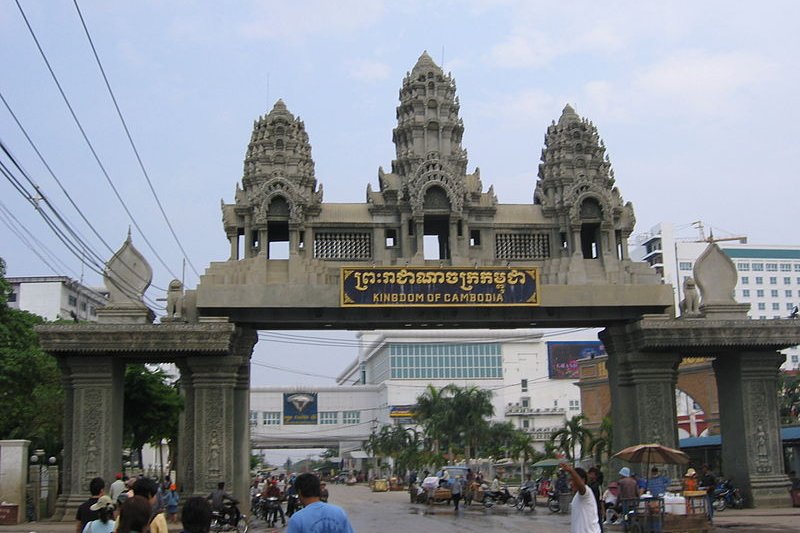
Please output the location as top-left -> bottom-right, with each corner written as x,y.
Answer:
535,104 -> 639,284
222,99 -> 322,262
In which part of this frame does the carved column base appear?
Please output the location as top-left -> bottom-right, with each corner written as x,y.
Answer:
749,475 -> 792,508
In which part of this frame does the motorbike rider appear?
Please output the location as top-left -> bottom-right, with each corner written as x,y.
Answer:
207,482 -> 239,526
520,474 -> 537,506
265,479 -> 286,526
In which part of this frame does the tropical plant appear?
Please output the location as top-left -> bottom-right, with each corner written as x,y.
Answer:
550,414 -> 593,462
508,428 -> 541,478
0,258 -> 63,455
588,415 -> 613,465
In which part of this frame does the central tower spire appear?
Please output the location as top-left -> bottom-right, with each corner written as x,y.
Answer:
391,51 -> 467,177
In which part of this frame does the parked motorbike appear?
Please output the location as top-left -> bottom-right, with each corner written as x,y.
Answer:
547,489 -> 560,513
515,484 -> 537,513
712,479 -> 744,511
485,484 -> 517,507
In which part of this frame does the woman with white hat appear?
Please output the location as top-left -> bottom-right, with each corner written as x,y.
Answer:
81,495 -> 116,533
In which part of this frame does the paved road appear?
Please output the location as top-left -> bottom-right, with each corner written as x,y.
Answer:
5,483 -> 800,533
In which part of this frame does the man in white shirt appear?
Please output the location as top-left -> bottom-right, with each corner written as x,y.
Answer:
560,463 -> 601,533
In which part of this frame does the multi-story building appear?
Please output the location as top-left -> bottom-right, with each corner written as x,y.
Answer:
630,222 -> 800,368
7,276 -> 108,322
250,328 -> 602,456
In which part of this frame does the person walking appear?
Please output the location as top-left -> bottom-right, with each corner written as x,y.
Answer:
165,483 -> 180,523
450,475 -> 464,511
81,495 -> 116,533
286,473 -> 355,533
75,477 -> 105,533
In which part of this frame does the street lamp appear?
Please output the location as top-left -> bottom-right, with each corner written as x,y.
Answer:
29,449 -> 46,521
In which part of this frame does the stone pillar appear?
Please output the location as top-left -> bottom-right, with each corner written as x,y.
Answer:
601,326 -> 682,473
175,359 -> 196,496
414,219 -> 424,261
258,228 -> 268,257
181,355 -> 240,497
0,440 -> 30,524
400,213 -> 411,259
713,351 -> 789,507
228,232 -> 239,261
244,217 -> 253,258
233,361 -> 251,513
56,356 -> 124,519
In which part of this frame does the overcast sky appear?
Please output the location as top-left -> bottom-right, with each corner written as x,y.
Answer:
2,1 -> 799,388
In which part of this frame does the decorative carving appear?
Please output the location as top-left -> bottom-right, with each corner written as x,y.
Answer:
103,233 -> 152,305
679,277 -> 702,317
694,243 -> 740,307
164,279 -> 185,321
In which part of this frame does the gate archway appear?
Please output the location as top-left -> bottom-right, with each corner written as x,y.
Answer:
36,52 -> 799,517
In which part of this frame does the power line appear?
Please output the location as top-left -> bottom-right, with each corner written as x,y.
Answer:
0,137 -> 164,308
72,0 -> 200,280
0,200 -> 72,277
0,90 -> 168,293
14,0 -> 180,281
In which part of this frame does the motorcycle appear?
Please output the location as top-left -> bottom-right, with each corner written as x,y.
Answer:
515,484 -> 537,513
263,496 -> 285,527
485,484 -> 517,508
210,501 -> 248,533
547,489 -> 560,513
286,493 -> 303,516
712,479 -> 745,511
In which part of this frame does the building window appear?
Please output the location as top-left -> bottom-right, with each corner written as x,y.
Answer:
795,264 -> 800,272
553,399 -> 559,408
385,229 -> 397,248
80,302 -> 87,311
781,264 -> 791,272
521,379 -> 528,392
68,295 -> 77,306
470,230 -> 481,247
679,262 -> 692,271
741,277 -> 749,285
742,289 -> 750,297
737,263 -> 750,271
755,277 -> 763,285
262,412 -> 281,425
569,400 -> 580,411
771,290 -> 779,298
8,292 -> 16,302
89,306 -> 96,316
785,277 -> 792,285
773,303 -> 780,311
521,398 -> 530,408
758,303 -> 766,310
766,263 -> 778,272
752,263 -> 764,271
770,277 -> 778,285
249,411 -> 258,426
320,411 -> 338,425
342,410 -> 360,425
390,343 -> 502,379
792,355 -> 799,363
757,290 -> 764,297
522,420 -> 530,428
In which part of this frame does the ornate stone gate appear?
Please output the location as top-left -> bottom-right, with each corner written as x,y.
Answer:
36,52 -> 799,517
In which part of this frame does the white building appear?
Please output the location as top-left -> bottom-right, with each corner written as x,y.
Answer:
7,276 -> 108,321
630,222 -> 800,368
250,328 -> 602,456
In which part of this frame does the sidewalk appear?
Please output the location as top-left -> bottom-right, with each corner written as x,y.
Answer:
711,507 -> 800,531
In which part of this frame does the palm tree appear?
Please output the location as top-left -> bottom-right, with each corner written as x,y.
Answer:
415,384 -> 450,455
508,429 -> 540,478
452,385 -> 494,460
588,416 -> 613,465
550,414 -> 593,462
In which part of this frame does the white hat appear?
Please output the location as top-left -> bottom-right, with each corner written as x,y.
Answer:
619,467 -> 631,477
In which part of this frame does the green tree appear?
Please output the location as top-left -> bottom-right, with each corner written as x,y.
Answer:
779,372 -> 800,424
509,428 -> 541,478
480,421 -> 518,459
550,414 -> 593,462
0,258 -> 63,455
414,384 -> 450,455
451,385 -> 493,460
588,415 -> 613,466
123,364 -> 183,468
